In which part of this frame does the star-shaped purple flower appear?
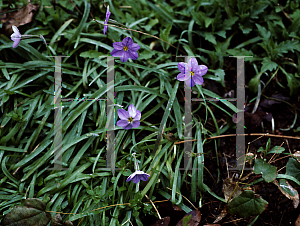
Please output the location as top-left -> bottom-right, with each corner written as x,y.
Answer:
103,6 -> 111,35
116,104 -> 141,130
126,170 -> 150,184
111,37 -> 140,62
11,25 -> 22,48
177,58 -> 208,87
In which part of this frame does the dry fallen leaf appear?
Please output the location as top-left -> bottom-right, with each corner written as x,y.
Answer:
213,208 -> 227,224
0,0 -> 39,35
150,217 -> 170,226
223,178 -> 242,202
175,210 -> 201,226
293,151 -> 300,163
295,214 -> 300,226
173,204 -> 183,211
273,179 -> 299,208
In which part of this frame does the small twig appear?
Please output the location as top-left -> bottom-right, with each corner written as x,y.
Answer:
166,187 -> 197,210
268,141 -> 285,163
174,133 -> 300,145
268,155 -> 290,164
207,133 -> 300,140
277,165 -> 286,173
226,0 -> 229,18
68,0 -> 82,15
145,194 -> 161,219
278,4 -> 293,22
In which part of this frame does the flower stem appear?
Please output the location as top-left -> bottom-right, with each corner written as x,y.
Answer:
132,153 -> 139,171
132,153 -> 139,192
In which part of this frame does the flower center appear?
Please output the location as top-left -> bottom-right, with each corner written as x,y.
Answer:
190,71 -> 194,77
128,117 -> 133,123
123,46 -> 128,51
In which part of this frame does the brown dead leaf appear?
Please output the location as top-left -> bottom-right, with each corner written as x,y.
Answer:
175,210 -> 201,226
273,180 -> 299,208
1,0 -> 39,35
259,93 -> 290,109
173,204 -> 182,211
204,225 -> 221,226
223,178 -> 242,202
150,217 -> 170,226
213,208 -> 227,223
295,214 -> 300,226
293,151 -> 300,163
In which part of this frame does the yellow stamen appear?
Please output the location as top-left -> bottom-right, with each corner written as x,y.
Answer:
128,117 -> 133,123
123,46 -> 128,51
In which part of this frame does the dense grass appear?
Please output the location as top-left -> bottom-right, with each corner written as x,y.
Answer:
1,0 -> 300,225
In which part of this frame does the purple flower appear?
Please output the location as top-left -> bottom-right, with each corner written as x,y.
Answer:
11,25 -> 22,48
111,37 -> 140,62
103,6 -> 111,35
126,170 -> 150,184
116,104 -> 141,130
177,58 -> 208,87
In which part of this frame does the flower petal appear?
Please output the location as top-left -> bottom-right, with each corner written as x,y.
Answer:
140,174 -> 150,181
118,109 -> 129,119
113,42 -> 124,50
111,49 -> 124,57
132,120 -> 140,128
193,74 -> 204,85
103,24 -> 107,35
189,58 -> 198,70
124,123 -> 133,130
128,50 -> 139,60
122,37 -> 133,47
177,62 -> 187,73
185,78 -> 195,87
199,65 -> 208,75
12,39 -> 21,48
128,104 -> 137,118
126,172 -> 135,182
12,25 -> 21,37
133,175 -> 140,183
177,72 -> 188,81
106,6 -> 111,19
128,43 -> 140,51
133,110 -> 141,120
116,120 -> 129,127
120,51 -> 129,62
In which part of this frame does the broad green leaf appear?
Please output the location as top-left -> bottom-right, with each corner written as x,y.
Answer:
286,158 -> 300,182
253,158 -> 278,183
141,18 -> 159,31
1,198 -> 51,226
256,23 -> 271,40
280,66 -> 300,96
203,32 -> 216,45
268,146 -> 285,154
261,57 -> 278,72
274,40 -> 300,58
248,72 -> 263,93
214,69 -> 225,87
160,23 -> 173,52
204,16 -> 214,28
223,16 -> 239,30
227,191 -> 268,218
